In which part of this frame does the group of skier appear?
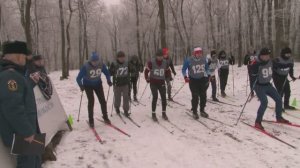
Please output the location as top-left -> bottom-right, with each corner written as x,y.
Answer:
76,46 -> 298,131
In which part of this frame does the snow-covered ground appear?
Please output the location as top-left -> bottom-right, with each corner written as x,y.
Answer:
43,63 -> 300,168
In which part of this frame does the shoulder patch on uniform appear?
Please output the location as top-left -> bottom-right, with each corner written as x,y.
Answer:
7,80 -> 18,91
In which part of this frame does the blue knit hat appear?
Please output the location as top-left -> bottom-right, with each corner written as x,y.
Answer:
90,52 -> 100,61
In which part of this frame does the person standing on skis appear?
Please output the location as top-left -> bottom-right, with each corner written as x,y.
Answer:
208,50 -> 220,102
129,55 -> 143,102
182,47 -> 210,119
76,52 -> 112,127
163,48 -> 177,101
272,47 -> 298,110
109,51 -> 131,117
250,48 -> 289,130
218,50 -> 235,97
145,49 -> 171,121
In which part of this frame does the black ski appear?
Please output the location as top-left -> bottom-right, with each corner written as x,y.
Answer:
185,112 -> 215,131
117,113 -> 127,124
207,99 -> 242,107
86,121 -> 105,144
242,121 -> 296,149
121,113 -> 141,128
165,120 -> 186,133
149,116 -> 174,134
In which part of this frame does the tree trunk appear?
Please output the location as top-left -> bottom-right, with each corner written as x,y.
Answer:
59,0 -> 67,79
274,0 -> 286,56
267,0 -> 273,49
66,0 -> 73,76
19,0 -> 33,50
157,0 -> 167,48
134,0 -> 142,61
237,0 -> 242,67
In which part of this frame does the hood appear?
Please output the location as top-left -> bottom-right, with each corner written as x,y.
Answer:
0,59 -> 25,74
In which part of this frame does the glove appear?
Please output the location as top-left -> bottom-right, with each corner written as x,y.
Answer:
210,76 -> 215,82
173,72 -> 177,76
291,77 -> 297,82
79,85 -> 85,92
146,79 -> 150,83
184,76 -> 190,83
170,77 -> 174,81
108,81 -> 113,87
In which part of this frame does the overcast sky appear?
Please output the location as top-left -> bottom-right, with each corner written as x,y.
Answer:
103,0 -> 120,6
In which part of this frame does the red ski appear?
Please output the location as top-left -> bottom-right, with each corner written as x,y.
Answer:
242,121 -> 296,149
263,120 -> 300,128
86,121 -> 104,144
96,118 -> 131,137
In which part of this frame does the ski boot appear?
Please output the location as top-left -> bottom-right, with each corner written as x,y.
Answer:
277,117 -> 290,124
200,110 -> 209,118
255,122 -> 264,130
212,97 -> 219,102
162,112 -> 168,121
116,108 -> 121,115
221,91 -> 226,98
284,105 -> 296,110
133,95 -> 138,102
152,112 -> 158,122
103,115 -> 111,125
193,112 -> 199,120
124,111 -> 130,117
168,95 -> 174,101
89,119 -> 95,128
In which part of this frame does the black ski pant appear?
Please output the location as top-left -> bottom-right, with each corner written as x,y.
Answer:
273,74 -> 291,107
150,83 -> 167,112
219,69 -> 229,92
210,76 -> 217,99
129,76 -> 139,98
85,85 -> 108,122
189,77 -> 209,113
247,66 -> 256,94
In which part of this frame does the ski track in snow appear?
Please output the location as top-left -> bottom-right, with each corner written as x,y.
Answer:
43,64 -> 300,168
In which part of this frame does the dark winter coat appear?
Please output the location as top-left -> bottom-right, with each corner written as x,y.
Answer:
0,60 -> 40,147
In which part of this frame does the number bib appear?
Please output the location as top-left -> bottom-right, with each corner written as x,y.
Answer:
188,56 -> 207,79
275,57 -> 293,76
150,59 -> 168,80
219,57 -> 229,69
85,62 -> 103,81
258,61 -> 273,84
115,62 -> 129,78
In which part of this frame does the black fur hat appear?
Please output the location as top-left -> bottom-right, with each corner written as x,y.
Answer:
2,41 -> 29,57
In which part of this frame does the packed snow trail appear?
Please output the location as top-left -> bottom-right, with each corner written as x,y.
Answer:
43,64 -> 300,168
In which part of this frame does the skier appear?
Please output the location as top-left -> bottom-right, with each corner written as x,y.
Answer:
182,47 -> 210,119
163,48 -> 177,101
0,41 -> 42,168
109,51 -> 131,117
128,55 -> 143,101
272,47 -> 298,110
208,50 -> 220,102
250,48 -> 289,130
218,50 -> 235,97
76,52 -> 112,127
244,50 -> 257,97
144,49 -> 171,121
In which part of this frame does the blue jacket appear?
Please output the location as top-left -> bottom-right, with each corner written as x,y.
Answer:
76,62 -> 111,87
182,56 -> 210,79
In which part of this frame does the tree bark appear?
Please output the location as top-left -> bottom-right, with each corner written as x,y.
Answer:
237,0 -> 242,67
157,0 -> 167,48
134,0 -> 142,61
59,0 -> 67,79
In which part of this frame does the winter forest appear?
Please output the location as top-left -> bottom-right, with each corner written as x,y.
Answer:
0,0 -> 299,78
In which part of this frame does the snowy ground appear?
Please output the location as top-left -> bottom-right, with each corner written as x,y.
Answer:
43,63 -> 300,168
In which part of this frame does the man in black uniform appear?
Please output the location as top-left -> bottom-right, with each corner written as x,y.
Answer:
129,55 -> 143,101
163,48 -> 176,101
244,50 -> 257,97
0,41 -> 42,168
273,47 -> 298,110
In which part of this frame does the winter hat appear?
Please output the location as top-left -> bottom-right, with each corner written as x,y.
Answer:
90,52 -> 100,62
2,41 -> 29,57
162,48 -> 169,56
219,50 -> 226,57
259,48 -> 271,56
281,47 -> 292,59
117,51 -> 125,58
156,49 -> 164,56
211,50 -> 217,56
32,54 -> 43,61
193,47 -> 203,56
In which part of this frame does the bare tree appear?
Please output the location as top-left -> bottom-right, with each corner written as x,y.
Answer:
59,0 -> 67,79
157,0 -> 167,48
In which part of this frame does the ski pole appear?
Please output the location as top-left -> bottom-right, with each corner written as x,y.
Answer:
235,79 -> 257,125
246,73 -> 249,96
232,65 -> 235,96
106,86 -> 111,102
139,83 -> 149,101
77,91 -> 84,122
171,82 -> 186,99
111,93 -> 115,117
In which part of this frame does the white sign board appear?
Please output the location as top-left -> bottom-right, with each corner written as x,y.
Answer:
0,84 -> 68,168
